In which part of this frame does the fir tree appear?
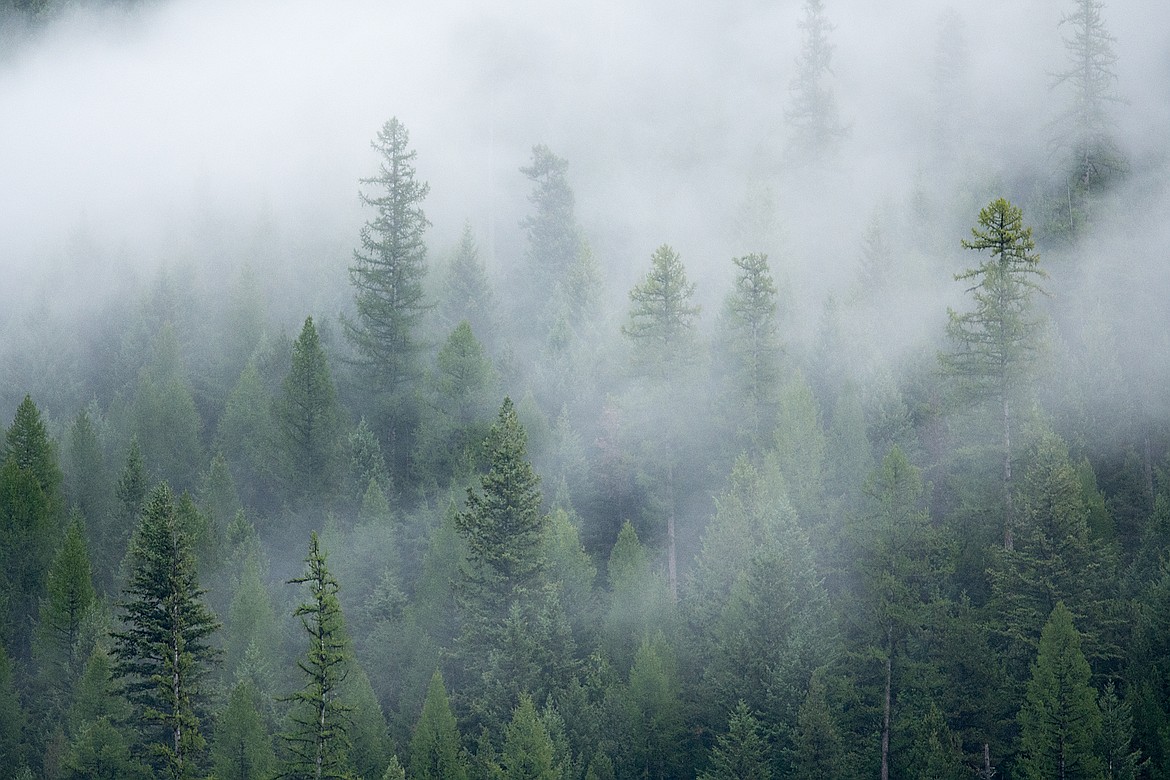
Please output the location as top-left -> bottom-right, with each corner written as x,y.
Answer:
282,531 -> 353,780
499,694 -> 559,780
786,0 -> 848,160
940,198 -> 1046,549
276,316 -> 343,505
698,701 -> 772,780
1017,602 -> 1102,780
33,511 -> 96,702
622,244 -> 700,378
110,483 -> 220,778
212,681 -> 276,780
409,670 -> 467,780
345,116 -> 431,394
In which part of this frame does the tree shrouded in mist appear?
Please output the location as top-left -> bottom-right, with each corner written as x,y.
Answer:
940,198 -> 1046,550
785,0 -> 848,160
346,117 -> 431,395
276,316 -> 343,505
1050,0 -> 1126,208
622,244 -> 700,378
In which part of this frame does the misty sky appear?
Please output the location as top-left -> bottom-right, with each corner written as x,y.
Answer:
2,0 -> 1168,326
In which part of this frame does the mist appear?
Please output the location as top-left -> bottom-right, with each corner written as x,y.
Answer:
4,0 -> 1170,776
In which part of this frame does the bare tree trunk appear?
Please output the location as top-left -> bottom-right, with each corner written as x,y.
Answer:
667,463 -> 678,602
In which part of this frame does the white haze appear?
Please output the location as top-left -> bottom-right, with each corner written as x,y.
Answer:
1,0 -> 1169,363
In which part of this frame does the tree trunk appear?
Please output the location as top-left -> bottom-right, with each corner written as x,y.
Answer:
667,464 -> 678,603
881,629 -> 892,780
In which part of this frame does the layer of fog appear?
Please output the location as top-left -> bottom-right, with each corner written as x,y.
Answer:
2,0 -> 1169,397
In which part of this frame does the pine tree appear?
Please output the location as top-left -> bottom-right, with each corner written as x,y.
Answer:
217,360 -> 280,512
110,483 -> 220,779
410,670 -> 468,780
345,116 -> 431,394
282,531 -> 354,780
456,397 -> 546,622
623,635 -> 686,780
1017,602 -> 1102,780
33,511 -> 96,702
4,393 -> 63,508
0,455 -> 56,656
842,447 -> 950,780
133,325 -> 203,494
276,316 -> 344,505
1097,682 -> 1144,780
786,0 -> 848,160
1049,0 -> 1126,206
622,244 -> 700,378
715,253 -> 783,451
519,145 -> 597,333
940,198 -> 1046,549
698,701 -> 772,780
439,223 -> 498,349
212,681 -> 276,780
499,694 -> 559,780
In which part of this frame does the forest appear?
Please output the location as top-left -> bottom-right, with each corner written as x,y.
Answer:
1,0 -> 1170,777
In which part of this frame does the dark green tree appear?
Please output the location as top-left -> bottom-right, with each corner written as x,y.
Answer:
276,316 -> 344,505
1017,602 -> 1102,780
621,244 -> 700,378
622,635 -> 686,780
841,447 -> 950,780
283,531 -> 354,780
0,456 -> 56,656
698,701 -> 772,780
0,646 -> 28,772
455,397 -> 546,622
4,393 -> 63,510
65,408 -> 109,539
940,198 -> 1046,549
33,512 -> 96,703
410,670 -> 468,780
345,116 -> 431,394
1097,682 -> 1144,780
110,483 -> 220,779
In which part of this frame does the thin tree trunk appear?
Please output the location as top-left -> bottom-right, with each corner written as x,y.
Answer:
982,742 -> 993,779
881,629 -> 892,780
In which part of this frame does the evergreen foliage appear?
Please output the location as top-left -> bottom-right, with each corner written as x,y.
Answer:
346,116 -> 431,394
622,244 -> 700,377
282,531 -> 354,780
1016,602 -> 1102,780
110,483 -> 220,778
277,316 -> 344,504
410,670 -> 467,780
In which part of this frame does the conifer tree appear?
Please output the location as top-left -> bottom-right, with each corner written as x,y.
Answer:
519,145 -> 598,334
699,701 -> 772,780
439,223 -> 498,349
499,694 -> 559,780
1050,0 -> 1126,207
277,316 -> 344,505
940,198 -> 1046,549
715,253 -> 783,451
34,511 -> 96,700
345,116 -> 431,394
283,531 -> 353,780
1017,602 -> 1102,780
212,681 -> 276,780
410,670 -> 467,780
110,483 -> 220,778
622,244 -> 700,378
4,393 -> 63,510
456,397 -> 546,622
786,0 -> 848,160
